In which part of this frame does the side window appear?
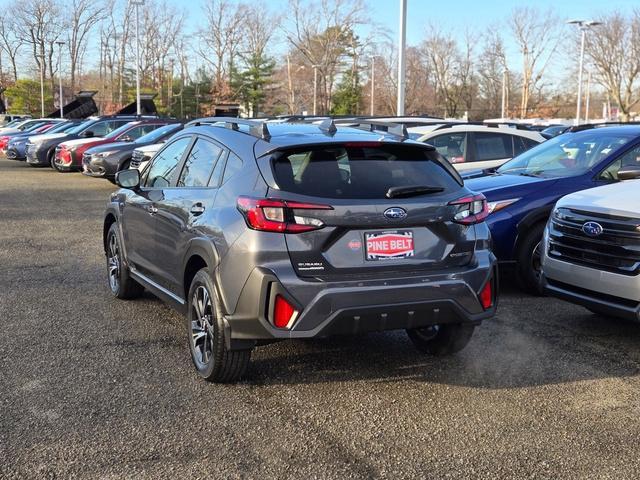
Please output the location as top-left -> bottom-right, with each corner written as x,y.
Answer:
428,133 -> 467,163
177,138 -> 223,187
88,121 -> 111,137
144,136 -> 192,188
513,136 -> 539,156
222,152 -> 243,183
209,151 -> 228,187
599,145 -> 640,181
474,132 -> 513,161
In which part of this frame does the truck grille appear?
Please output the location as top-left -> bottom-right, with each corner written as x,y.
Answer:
130,150 -> 146,168
548,208 -> 640,275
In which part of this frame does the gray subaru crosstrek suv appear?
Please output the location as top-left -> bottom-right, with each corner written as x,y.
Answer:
104,118 -> 497,382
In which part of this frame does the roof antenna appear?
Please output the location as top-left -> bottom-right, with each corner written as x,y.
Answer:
318,118 -> 337,135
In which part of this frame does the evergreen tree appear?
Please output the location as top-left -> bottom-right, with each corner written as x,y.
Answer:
331,69 -> 362,115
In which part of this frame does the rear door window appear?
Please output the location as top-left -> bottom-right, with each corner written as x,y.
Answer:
271,144 -> 459,199
177,138 -> 223,187
473,132 -> 514,161
428,133 -> 467,163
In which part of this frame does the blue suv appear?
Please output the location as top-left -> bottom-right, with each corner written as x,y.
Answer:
464,124 -> 640,292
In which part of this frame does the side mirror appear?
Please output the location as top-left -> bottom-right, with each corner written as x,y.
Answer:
618,166 -> 640,181
120,135 -> 133,142
115,168 -> 140,189
82,130 -> 94,138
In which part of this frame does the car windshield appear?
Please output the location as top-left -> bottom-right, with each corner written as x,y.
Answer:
105,122 -> 138,139
68,121 -> 91,134
496,130 -> 636,178
49,122 -> 79,133
135,123 -> 180,144
23,122 -> 48,132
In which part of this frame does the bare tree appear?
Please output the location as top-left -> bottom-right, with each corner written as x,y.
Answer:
285,0 -> 368,113
476,31 -> 508,118
584,11 -> 640,120
65,0 -> 107,92
0,16 -> 22,82
510,7 -> 561,118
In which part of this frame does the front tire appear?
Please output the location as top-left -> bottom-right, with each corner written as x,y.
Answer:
50,151 -> 63,172
187,270 -> 251,383
407,324 -> 475,355
516,223 -> 546,295
106,223 -> 144,299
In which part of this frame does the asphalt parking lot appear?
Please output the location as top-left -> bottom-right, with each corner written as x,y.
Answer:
2,158 -> 640,479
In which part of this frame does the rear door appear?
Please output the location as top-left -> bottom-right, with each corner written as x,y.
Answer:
266,143 -> 477,279
153,136 -> 225,293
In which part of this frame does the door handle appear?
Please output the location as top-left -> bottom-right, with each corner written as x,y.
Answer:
190,203 -> 205,216
146,205 -> 158,214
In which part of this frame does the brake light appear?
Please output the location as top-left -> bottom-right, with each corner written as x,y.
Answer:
479,279 -> 493,310
449,193 -> 488,225
237,196 -> 333,233
273,295 -> 298,328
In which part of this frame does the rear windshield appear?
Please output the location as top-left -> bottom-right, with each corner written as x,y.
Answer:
271,144 -> 460,199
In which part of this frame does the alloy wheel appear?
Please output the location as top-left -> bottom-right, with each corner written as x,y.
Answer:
190,285 -> 215,368
107,233 -> 120,293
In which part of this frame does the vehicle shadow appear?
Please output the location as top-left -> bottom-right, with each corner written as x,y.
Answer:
247,293 -> 640,389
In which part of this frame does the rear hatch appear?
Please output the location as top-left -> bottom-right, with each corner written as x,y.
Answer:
256,142 -> 479,279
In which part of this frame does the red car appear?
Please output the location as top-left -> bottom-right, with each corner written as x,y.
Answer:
53,120 -> 171,172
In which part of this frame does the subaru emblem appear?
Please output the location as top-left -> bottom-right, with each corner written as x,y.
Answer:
582,221 -> 603,237
384,207 -> 407,220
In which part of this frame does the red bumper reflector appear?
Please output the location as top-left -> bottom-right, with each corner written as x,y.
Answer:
479,280 -> 493,310
273,295 -> 297,329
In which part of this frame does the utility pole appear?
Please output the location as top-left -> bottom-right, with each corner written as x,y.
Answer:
312,65 -> 319,115
132,0 -> 145,116
397,0 -> 407,116
567,20 -> 602,125
37,53 -> 45,118
56,41 -> 65,118
370,56 -> 376,116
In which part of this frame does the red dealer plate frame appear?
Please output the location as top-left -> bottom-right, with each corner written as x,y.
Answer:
365,230 -> 414,261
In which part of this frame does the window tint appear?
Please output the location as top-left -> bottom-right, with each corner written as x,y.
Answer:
177,138 -> 223,187
144,136 -> 191,188
513,136 -> 540,156
272,145 -> 459,199
428,133 -> 466,163
599,145 -> 640,180
222,153 -> 243,184
474,132 -> 513,161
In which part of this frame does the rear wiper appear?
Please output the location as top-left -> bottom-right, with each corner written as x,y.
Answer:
386,185 -> 445,198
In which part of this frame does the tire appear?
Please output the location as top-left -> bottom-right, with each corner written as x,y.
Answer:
516,222 -> 546,295
407,323 -> 475,356
50,150 -> 63,172
186,269 -> 251,383
105,223 -> 144,299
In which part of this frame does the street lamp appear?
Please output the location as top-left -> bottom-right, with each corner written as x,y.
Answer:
312,64 -> 319,115
55,41 -> 65,118
131,0 -> 145,116
567,19 -> 602,125
36,53 -> 45,118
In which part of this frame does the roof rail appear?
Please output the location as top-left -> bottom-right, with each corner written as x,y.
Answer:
187,116 -> 271,140
333,119 -> 409,139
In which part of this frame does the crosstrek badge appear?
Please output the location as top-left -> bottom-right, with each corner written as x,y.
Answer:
365,231 -> 414,260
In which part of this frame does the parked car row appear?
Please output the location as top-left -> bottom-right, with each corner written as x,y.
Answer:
5,114 -> 639,383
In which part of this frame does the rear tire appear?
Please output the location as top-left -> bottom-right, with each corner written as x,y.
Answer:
407,323 -> 475,355
516,223 -> 546,295
186,270 -> 252,383
106,223 -> 144,299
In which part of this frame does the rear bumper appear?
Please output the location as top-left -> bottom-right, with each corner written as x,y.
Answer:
223,252 -> 497,348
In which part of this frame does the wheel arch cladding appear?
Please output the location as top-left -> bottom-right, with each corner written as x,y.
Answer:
103,214 -> 117,253
183,255 -> 209,301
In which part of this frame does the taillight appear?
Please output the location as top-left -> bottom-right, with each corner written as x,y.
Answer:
273,295 -> 298,329
449,193 -> 488,225
479,278 -> 493,310
0,136 -> 9,148
237,196 -> 333,233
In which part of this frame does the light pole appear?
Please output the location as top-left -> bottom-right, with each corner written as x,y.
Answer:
370,56 -> 377,116
585,70 -> 592,122
132,0 -> 145,116
36,53 -> 45,118
55,41 -> 65,118
567,19 -> 602,125
397,0 -> 407,116
312,64 -> 319,115
501,68 -> 509,119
